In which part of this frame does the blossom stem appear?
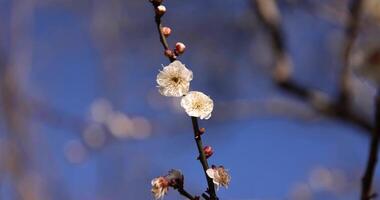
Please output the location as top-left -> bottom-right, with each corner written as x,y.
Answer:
177,188 -> 196,200
361,89 -> 380,200
153,5 -> 175,62
150,2 -> 218,199
191,117 -> 218,200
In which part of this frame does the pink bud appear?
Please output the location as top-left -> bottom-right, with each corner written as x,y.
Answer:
164,49 -> 175,58
199,127 -> 205,135
175,42 -> 186,55
156,5 -> 166,16
161,27 -> 171,37
203,146 -> 214,158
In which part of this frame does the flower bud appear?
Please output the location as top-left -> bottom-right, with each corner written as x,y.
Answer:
203,146 -> 213,158
164,49 -> 175,58
156,5 -> 166,16
175,42 -> 186,55
199,127 -> 206,135
161,27 -> 171,37
165,169 -> 184,189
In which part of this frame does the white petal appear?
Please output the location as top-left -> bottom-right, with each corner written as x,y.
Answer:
180,91 -> 214,119
206,168 -> 215,179
151,178 -> 157,186
156,61 -> 193,97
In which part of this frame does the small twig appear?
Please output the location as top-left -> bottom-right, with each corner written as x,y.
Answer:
149,1 -> 218,199
361,89 -> 380,200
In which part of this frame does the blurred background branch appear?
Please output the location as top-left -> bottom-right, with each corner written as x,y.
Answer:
252,0 -> 372,133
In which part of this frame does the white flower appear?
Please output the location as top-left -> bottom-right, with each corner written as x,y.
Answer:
156,60 -> 193,97
151,177 -> 169,200
206,166 -> 231,189
180,91 -> 214,120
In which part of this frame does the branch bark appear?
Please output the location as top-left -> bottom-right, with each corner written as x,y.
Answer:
361,89 -> 380,200
177,187 -> 198,200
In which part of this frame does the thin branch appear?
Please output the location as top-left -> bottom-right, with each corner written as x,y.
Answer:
361,89 -> 380,200
191,117 -> 217,199
149,1 -> 217,199
252,0 -> 372,133
177,188 -> 198,200
338,0 -> 364,113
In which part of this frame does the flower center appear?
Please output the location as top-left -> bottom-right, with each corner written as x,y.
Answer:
171,77 -> 180,84
193,102 -> 202,110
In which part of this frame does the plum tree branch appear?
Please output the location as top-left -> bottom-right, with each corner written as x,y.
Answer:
149,1 -> 217,199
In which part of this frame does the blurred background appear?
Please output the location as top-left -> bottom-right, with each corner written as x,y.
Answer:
0,0 -> 379,199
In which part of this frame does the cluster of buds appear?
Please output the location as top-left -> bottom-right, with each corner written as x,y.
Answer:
152,0 -> 186,59
163,41 -> 187,59
151,169 -> 184,199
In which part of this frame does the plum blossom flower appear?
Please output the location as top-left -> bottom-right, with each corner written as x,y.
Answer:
156,61 -> 193,97
151,177 -> 169,199
206,166 -> 231,189
180,91 -> 213,119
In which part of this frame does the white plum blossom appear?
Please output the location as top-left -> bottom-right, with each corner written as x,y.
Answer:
151,177 -> 169,200
206,166 -> 231,190
156,60 -> 193,97
180,91 -> 214,120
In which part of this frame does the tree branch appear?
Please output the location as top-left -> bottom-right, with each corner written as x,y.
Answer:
149,1 -> 217,199
177,187 -> 198,200
252,0 -> 372,133
361,89 -> 380,200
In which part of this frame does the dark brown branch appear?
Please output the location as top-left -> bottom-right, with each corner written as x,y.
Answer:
361,89 -> 380,200
153,6 -> 175,62
149,1 -> 217,199
177,188 -> 198,200
252,0 -> 372,133
191,117 -> 218,200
